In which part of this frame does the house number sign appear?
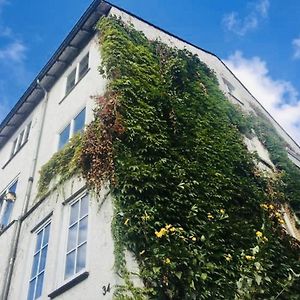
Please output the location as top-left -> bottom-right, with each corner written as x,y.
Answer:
102,283 -> 111,296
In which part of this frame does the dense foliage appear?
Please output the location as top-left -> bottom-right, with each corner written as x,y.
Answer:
37,16 -> 300,299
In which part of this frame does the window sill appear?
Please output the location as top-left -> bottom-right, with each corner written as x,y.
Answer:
59,68 -> 90,105
2,139 -> 28,170
48,271 -> 89,299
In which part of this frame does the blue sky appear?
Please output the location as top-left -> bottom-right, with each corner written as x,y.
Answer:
1,0 -> 300,143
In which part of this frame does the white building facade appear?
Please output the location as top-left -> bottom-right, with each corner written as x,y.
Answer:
0,1 -> 299,299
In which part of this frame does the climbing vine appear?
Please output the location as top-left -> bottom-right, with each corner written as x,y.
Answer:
37,16 -> 300,299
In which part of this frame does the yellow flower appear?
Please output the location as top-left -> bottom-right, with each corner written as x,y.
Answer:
165,224 -> 172,230
269,204 -> 274,210
165,258 -> 171,264
263,236 -> 268,242
124,218 -> 130,226
279,219 -> 285,224
207,213 -> 214,219
245,255 -> 255,261
260,204 -> 268,210
155,228 -> 167,238
256,231 -> 263,238
170,227 -> 176,232
224,254 -> 232,262
220,209 -> 225,215
275,212 -> 281,218
191,236 -> 197,242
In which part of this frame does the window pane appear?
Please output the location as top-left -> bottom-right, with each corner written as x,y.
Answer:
80,195 -> 88,218
74,108 -> 86,134
43,224 -> 50,246
35,272 -> 44,299
59,124 -> 70,150
35,231 -> 43,252
78,217 -> 88,245
1,201 -> 14,227
9,181 -> 18,193
11,138 -> 17,157
24,122 -> 32,142
69,201 -> 79,225
65,250 -> 76,279
78,53 -> 89,79
27,279 -> 36,300
0,193 -> 4,211
39,246 -> 48,273
66,68 -> 76,94
67,223 -> 78,252
31,253 -> 40,278
76,243 -> 86,273
17,130 -> 25,149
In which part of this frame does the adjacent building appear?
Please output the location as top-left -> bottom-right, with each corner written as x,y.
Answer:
0,1 -> 299,299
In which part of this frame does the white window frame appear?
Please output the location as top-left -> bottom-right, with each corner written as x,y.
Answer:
27,220 -> 51,300
11,121 -> 32,158
64,51 -> 89,96
63,192 -> 89,282
0,179 -> 18,229
57,107 -> 86,150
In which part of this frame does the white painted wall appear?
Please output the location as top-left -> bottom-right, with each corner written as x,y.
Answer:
0,5 -> 300,300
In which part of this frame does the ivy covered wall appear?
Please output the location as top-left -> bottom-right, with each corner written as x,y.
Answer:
38,16 -> 300,300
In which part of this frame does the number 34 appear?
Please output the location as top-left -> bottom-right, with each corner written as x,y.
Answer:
102,283 -> 111,296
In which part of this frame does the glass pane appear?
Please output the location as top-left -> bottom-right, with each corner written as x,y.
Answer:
76,243 -> 86,273
67,223 -> 78,252
24,121 -> 32,142
39,246 -> 48,273
9,181 -> 18,193
35,272 -> 44,299
31,253 -> 40,278
58,124 -> 70,150
27,279 -> 36,300
78,217 -> 88,245
1,201 -> 14,227
17,130 -> 25,148
69,201 -> 79,225
0,192 -> 4,211
11,138 -> 17,157
74,108 -> 86,134
35,231 -> 43,252
43,224 -> 50,246
80,195 -> 88,218
66,68 -> 76,94
65,250 -> 75,279
79,53 -> 89,79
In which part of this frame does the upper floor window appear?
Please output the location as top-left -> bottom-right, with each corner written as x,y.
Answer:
78,53 -> 89,80
27,221 -> 51,300
65,52 -> 89,96
0,180 -> 17,230
11,121 -> 32,158
66,69 -> 76,95
222,77 -> 235,94
65,194 -> 88,279
58,108 -> 86,150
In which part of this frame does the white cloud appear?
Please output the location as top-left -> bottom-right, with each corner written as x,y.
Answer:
0,40 -> 26,62
292,38 -> 300,59
224,51 -> 300,144
223,0 -> 270,36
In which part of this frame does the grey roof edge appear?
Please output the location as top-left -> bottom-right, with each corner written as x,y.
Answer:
1,0 -> 299,151
0,0 -> 111,146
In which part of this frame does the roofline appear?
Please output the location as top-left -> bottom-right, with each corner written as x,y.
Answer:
0,0 -> 109,139
1,0 -> 299,151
